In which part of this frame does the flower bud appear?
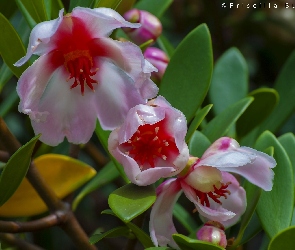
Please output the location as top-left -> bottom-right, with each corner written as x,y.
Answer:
197,221 -> 227,248
123,9 -> 162,45
144,47 -> 169,83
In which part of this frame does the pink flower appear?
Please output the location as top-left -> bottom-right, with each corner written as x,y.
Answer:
14,7 -> 158,146
123,9 -> 162,45
108,96 -> 189,186
149,137 -> 276,248
144,47 -> 169,83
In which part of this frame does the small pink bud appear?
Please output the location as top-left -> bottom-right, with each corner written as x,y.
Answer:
123,9 -> 162,45
144,47 -> 169,82
197,221 -> 227,248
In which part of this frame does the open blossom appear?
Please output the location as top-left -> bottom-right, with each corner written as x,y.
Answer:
149,137 -> 276,248
14,7 -> 158,146
108,96 -> 189,186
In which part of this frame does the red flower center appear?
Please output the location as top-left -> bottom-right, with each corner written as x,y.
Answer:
121,120 -> 178,170
194,182 -> 231,207
64,50 -> 98,95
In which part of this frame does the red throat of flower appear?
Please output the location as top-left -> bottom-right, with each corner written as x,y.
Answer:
195,182 -> 231,207
64,50 -> 98,95
121,120 -> 178,170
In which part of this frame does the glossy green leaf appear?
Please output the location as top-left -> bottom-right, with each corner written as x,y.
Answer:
0,13 -> 30,78
257,50 -> 295,133
268,226 -> 295,250
157,35 -> 174,58
95,121 -> 129,183
209,47 -> 248,115
0,134 -> 40,206
15,0 -> 36,28
135,0 -> 173,18
202,97 -> 253,142
186,104 -> 213,143
17,0 -> 47,23
237,88 -> 278,138
108,183 -> 156,222
188,130 -> 211,158
51,0 -> 64,19
72,161 -> 120,210
94,0 -> 122,9
255,131 -> 294,238
126,221 -> 154,248
278,133 -> 295,183
89,226 -> 131,244
173,203 -> 199,232
159,24 -> 213,123
0,154 -> 96,217
173,234 -> 224,250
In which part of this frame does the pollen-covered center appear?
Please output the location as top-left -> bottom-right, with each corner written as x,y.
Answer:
186,166 -> 231,207
121,120 -> 178,170
64,50 -> 98,95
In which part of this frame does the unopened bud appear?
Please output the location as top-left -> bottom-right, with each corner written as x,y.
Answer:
197,221 -> 227,248
144,47 -> 169,82
123,9 -> 162,45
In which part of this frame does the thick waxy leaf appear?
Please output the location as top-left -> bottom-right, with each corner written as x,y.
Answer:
202,97 -> 253,142
255,131 -> 294,238
0,154 -> 96,217
173,234 -> 224,250
237,88 -> 278,138
94,0 -> 122,9
188,130 -> 211,158
159,24 -> 213,123
209,47 -> 248,115
278,133 -> 295,183
89,226 -> 131,244
135,0 -> 173,18
186,104 -> 213,143
108,183 -> 156,222
268,226 -> 295,250
257,50 -> 295,133
72,161 -> 120,210
0,13 -> 29,78
0,135 -> 40,206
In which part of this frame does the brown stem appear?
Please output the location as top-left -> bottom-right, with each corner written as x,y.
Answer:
0,211 -> 67,233
0,233 -> 44,250
0,118 -> 97,250
69,144 -> 80,159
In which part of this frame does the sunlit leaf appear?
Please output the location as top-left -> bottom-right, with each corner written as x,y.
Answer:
108,183 -> 156,222
159,24 -> 213,123
173,234 -> 224,250
0,13 -> 29,78
0,134 -> 40,206
0,154 -> 96,217
268,226 -> 295,250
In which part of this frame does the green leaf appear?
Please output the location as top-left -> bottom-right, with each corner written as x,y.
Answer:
186,104 -> 213,143
237,88 -> 278,138
268,226 -> 295,250
135,0 -> 173,18
0,13 -> 30,78
126,221 -> 154,248
172,234 -> 224,250
94,0 -> 122,9
209,47 -> 248,115
51,0 -> 64,19
145,248 -> 174,250
278,133 -> 295,183
202,97 -> 253,142
255,131 -> 294,238
0,64 -> 13,92
157,35 -> 175,58
159,24 -> 213,123
69,0 -> 94,11
0,134 -> 40,206
257,50 -> 295,133
16,0 -> 47,23
108,183 -> 156,222
89,226 -> 131,244
0,91 -> 19,117
173,203 -> 199,232
72,161 -> 120,210
0,0 -> 17,19
115,0 -> 136,15
239,212 -> 262,246
188,130 -> 211,158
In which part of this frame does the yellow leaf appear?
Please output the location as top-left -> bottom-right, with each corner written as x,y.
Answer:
0,154 -> 96,217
